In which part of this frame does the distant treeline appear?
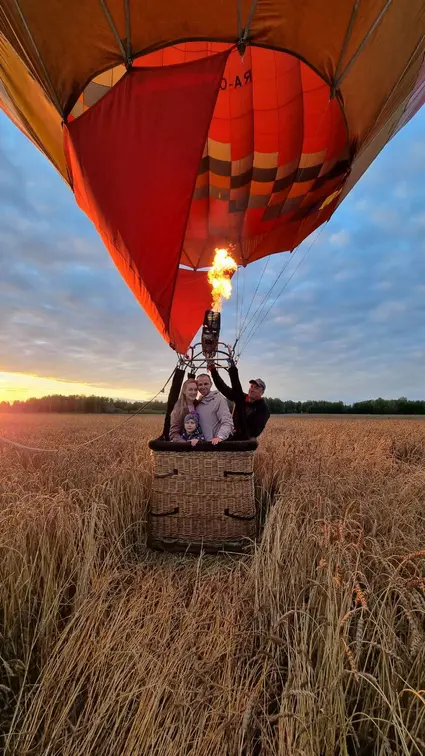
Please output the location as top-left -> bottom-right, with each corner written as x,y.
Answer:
266,398 -> 425,415
1,394 -> 425,415
0,395 -> 166,414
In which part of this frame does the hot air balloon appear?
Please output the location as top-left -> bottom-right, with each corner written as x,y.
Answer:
1,1 -> 424,355
1,1 -> 424,552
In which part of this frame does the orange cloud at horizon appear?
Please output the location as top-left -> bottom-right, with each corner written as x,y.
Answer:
0,372 -> 151,403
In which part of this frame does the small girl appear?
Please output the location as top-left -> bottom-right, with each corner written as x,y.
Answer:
181,412 -> 205,446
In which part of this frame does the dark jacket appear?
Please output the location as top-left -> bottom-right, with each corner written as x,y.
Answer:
210,363 -> 270,438
181,428 -> 205,441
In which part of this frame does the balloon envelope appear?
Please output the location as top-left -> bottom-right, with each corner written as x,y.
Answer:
1,1 -> 424,352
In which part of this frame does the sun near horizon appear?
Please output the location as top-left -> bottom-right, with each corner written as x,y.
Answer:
0,372 -> 151,404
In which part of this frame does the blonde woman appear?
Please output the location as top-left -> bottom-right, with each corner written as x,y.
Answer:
169,379 -> 199,442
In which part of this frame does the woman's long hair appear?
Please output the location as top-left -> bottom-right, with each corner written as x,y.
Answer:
170,379 -> 198,431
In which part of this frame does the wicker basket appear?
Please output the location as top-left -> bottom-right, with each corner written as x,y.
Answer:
147,439 -> 258,554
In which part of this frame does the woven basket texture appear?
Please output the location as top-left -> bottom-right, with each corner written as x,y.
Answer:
148,449 -> 257,547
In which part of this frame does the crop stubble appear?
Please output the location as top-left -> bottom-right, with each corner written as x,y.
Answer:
0,414 -> 424,755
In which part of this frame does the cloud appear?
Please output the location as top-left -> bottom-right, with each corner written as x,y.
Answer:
393,181 -> 410,200
371,301 -> 407,323
0,106 -> 424,402
370,206 -> 402,230
0,138 -> 35,216
329,229 -> 350,247
411,212 -> 425,229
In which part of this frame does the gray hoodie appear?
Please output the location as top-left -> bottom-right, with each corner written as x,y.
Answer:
196,390 -> 234,441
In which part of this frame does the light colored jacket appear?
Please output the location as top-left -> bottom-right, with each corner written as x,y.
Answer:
196,391 -> 234,441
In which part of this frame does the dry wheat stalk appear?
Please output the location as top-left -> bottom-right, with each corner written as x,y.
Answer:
0,414 -> 424,755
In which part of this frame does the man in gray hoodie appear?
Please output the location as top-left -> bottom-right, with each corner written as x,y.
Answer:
196,373 -> 234,445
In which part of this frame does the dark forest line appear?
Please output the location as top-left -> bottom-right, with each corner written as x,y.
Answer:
1,395 -> 425,415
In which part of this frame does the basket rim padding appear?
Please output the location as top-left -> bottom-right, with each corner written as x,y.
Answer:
149,438 -> 258,453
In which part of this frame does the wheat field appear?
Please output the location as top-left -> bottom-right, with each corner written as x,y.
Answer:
0,413 -> 424,755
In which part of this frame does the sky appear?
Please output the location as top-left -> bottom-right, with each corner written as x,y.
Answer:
0,107 -> 424,404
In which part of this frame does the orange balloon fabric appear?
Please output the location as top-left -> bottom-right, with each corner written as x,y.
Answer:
1,2 -> 424,351
65,51 -> 229,352
65,45 -> 349,351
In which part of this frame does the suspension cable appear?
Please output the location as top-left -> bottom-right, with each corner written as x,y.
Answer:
0,368 -> 176,453
234,90 -> 334,356
234,255 -> 270,349
235,250 -> 295,353
234,263 -> 240,347
239,263 -> 246,336
238,225 -> 325,356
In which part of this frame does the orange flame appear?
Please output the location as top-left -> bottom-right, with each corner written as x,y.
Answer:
208,248 -> 238,312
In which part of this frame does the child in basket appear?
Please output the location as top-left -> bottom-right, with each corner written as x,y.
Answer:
181,412 -> 205,446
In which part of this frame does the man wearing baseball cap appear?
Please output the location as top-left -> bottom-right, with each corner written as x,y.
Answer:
208,353 -> 270,439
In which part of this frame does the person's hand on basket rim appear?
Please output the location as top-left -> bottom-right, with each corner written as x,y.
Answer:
211,437 -> 223,445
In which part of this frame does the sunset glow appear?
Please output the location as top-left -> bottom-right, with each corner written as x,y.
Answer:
0,372 -> 151,404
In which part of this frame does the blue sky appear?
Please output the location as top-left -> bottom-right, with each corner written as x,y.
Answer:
0,107 -> 424,403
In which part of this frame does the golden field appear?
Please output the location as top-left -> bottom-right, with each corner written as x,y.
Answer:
0,413 -> 424,755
